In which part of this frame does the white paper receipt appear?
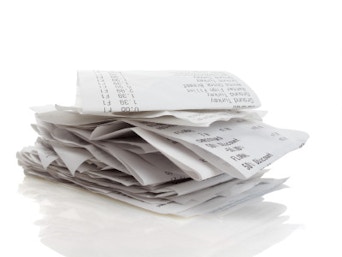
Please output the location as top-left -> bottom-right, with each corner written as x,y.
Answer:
127,119 -> 308,179
77,70 -> 261,113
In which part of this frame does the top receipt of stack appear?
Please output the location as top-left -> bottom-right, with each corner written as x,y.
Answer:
76,70 -> 261,114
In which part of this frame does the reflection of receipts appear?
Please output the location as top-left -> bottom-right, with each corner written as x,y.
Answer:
77,70 -> 261,113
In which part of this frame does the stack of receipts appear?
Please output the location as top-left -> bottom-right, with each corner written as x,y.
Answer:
17,71 -> 309,216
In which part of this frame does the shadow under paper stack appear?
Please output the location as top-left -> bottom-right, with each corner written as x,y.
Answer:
17,71 -> 309,216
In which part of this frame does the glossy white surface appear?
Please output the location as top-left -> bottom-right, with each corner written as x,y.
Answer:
17,177 -> 294,257
1,1 -> 342,256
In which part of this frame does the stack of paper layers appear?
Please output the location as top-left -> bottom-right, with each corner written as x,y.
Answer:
17,71 -> 308,216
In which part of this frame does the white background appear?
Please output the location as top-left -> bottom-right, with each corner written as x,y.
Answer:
1,0 -> 341,256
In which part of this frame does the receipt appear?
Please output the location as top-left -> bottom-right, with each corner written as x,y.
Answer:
77,70 -> 261,113
126,119 -> 308,179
